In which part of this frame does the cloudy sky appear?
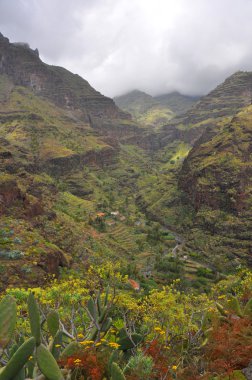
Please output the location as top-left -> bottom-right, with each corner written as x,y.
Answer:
1,0 -> 252,97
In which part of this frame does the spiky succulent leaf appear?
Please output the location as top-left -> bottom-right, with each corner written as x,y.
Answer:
87,297 -> 97,321
104,285 -> 110,307
101,317 -> 112,332
47,310 -> 60,337
0,337 -> 35,380
36,344 -> 63,380
51,331 -> 63,360
0,295 -> 17,348
28,293 -> 41,345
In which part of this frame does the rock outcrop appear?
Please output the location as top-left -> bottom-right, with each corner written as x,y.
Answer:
0,33 -> 129,121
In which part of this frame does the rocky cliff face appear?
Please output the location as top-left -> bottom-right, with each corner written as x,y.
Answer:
0,33 -> 129,121
179,106 -> 252,265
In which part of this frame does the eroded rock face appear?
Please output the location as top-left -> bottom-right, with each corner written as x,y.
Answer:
0,33 -> 129,121
179,110 -> 252,214
37,247 -> 70,276
0,248 -> 70,291
43,145 -> 119,177
178,106 -> 252,263
0,177 -> 23,213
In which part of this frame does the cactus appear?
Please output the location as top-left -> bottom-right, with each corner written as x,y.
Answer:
26,355 -> 36,378
47,310 -> 60,338
216,296 -> 252,323
111,362 -> 126,380
36,344 -> 64,380
87,297 -> 97,321
101,317 -> 112,332
97,291 -> 103,315
13,367 -> 25,380
87,325 -> 99,341
28,292 -> 41,346
216,302 -> 227,317
0,290 -> 118,379
0,295 -> 17,348
104,285 -> 110,306
50,330 -> 63,360
0,337 -> 35,380
108,350 -> 119,376
86,289 -> 113,341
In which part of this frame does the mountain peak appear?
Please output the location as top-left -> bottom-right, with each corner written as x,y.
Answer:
0,32 -> 129,120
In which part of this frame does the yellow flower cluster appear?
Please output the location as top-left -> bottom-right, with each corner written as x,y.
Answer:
154,327 -> 166,335
80,340 -> 94,346
207,307 -> 216,312
108,342 -> 120,349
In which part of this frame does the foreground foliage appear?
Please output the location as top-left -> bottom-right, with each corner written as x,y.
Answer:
0,268 -> 252,379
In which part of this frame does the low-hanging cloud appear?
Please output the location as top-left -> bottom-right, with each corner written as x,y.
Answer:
1,0 -> 252,97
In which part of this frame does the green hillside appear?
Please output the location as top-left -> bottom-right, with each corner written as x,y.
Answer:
114,90 -> 175,128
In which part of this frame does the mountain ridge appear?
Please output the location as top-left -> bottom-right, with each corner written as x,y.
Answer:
114,89 -> 199,128
0,32 -> 130,121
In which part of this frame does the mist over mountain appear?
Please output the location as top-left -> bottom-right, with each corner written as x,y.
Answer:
2,0 -> 252,97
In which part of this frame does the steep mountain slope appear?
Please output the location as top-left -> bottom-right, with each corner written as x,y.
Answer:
160,71 -> 252,146
0,34 -> 150,289
0,33 -> 129,121
114,90 -> 175,128
178,106 -> 252,268
137,73 -> 252,272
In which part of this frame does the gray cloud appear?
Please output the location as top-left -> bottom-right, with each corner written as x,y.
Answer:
1,0 -> 252,97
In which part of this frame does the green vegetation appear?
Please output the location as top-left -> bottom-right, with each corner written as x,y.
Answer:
114,90 -> 175,128
0,268 -> 251,379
